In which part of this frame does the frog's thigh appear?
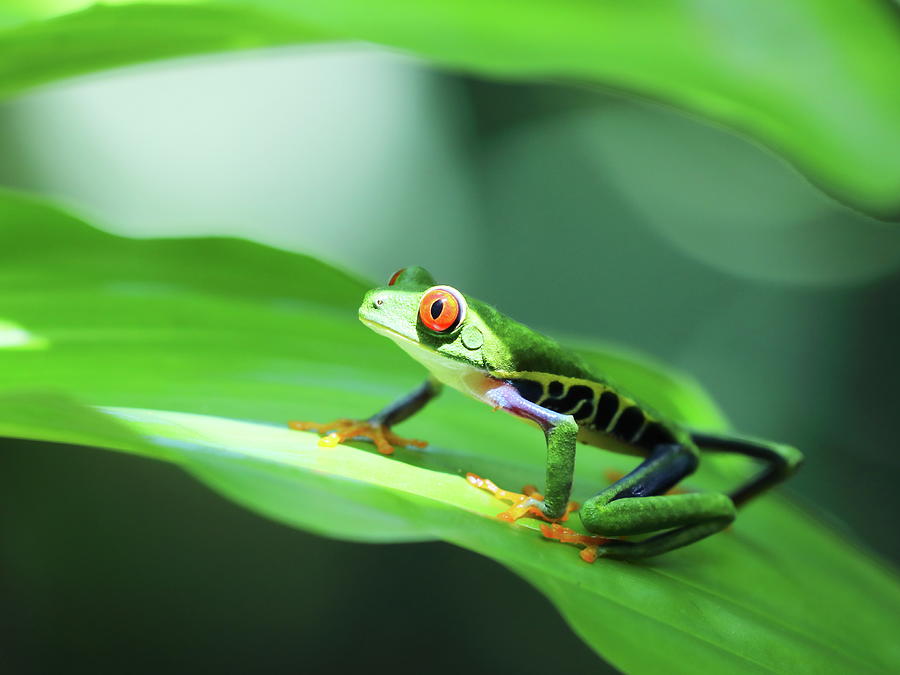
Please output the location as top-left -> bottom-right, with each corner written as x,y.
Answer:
580,443 -> 736,559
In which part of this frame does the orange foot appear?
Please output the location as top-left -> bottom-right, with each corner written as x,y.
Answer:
288,418 -> 427,455
541,523 -> 613,564
466,473 -> 578,523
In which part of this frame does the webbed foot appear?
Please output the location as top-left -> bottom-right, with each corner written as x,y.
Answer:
540,523 -> 613,563
288,418 -> 427,455
467,473 -> 616,563
466,473 -> 579,523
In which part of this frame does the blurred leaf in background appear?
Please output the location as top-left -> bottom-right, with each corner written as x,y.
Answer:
1,0 -> 899,216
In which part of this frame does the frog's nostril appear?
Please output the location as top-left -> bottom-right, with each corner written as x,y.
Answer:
374,297 -> 384,307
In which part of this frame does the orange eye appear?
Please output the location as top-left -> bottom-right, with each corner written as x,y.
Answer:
419,286 -> 465,333
387,268 -> 405,286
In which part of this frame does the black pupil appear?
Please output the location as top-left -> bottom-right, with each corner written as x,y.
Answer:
430,298 -> 444,320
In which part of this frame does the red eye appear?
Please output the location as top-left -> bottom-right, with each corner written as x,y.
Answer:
419,286 -> 465,333
387,268 -> 405,286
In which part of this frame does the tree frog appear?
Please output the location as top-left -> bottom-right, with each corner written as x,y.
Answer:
291,267 -> 803,561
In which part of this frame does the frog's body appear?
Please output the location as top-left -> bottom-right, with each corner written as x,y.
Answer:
505,371 -> 686,457
292,267 -> 803,561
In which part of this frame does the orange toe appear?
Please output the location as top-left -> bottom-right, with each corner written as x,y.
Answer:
540,523 -> 612,564
466,473 -> 578,523
288,418 -> 428,455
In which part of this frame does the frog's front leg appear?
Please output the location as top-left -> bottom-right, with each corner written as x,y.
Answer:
289,378 -> 442,455
479,382 -> 580,520
579,443 -> 736,560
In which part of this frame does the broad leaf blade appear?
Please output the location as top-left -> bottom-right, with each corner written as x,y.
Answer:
1,401 -> 897,673
1,190 -> 899,672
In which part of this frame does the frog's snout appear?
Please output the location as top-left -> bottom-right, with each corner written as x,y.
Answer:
358,290 -> 383,323
362,290 -> 386,311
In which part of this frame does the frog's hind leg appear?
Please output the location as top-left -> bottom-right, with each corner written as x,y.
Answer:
690,432 -> 803,507
579,443 -> 736,560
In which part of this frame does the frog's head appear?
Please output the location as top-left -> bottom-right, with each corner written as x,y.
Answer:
359,266 -> 492,373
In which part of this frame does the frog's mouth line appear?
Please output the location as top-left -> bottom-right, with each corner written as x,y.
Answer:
359,316 -> 422,348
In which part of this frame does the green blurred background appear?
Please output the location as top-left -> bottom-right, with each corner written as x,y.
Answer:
2,45 -> 899,673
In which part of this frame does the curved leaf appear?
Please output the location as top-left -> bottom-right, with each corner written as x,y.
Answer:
278,0 -> 900,218
0,4 -> 330,99
2,1 -> 899,217
1,190 -> 899,672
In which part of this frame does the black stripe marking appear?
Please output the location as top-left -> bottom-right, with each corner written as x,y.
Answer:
571,399 -> 594,421
543,385 -> 594,415
548,380 -> 564,398
509,379 -> 543,403
612,406 -> 645,440
593,391 -> 619,429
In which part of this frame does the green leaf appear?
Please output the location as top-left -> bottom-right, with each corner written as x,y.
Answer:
0,4 -> 330,99
277,0 -> 900,218
1,189 -> 899,672
3,2 -> 899,217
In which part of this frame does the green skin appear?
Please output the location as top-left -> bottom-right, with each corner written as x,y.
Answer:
350,266 -> 803,559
